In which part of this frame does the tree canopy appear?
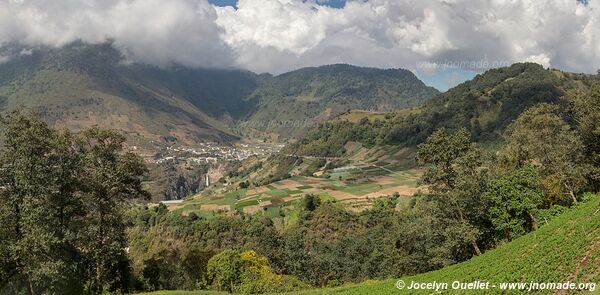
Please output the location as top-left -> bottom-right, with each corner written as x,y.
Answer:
0,111 -> 148,294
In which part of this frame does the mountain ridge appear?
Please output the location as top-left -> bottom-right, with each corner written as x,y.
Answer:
0,43 -> 438,144
243,63 -> 438,138
284,63 -> 599,157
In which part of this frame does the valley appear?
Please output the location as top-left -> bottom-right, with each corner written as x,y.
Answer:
3,2 -> 600,294
2,44 -> 600,295
126,62 -> 600,294
161,138 -> 426,220
137,140 -> 284,201
169,165 -> 423,220
0,43 -> 440,201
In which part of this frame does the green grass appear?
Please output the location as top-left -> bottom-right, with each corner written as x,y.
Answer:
265,190 -> 290,198
172,165 -> 421,227
139,194 -> 600,295
327,171 -> 352,180
341,183 -> 384,196
234,199 -> 260,209
224,190 -> 247,200
171,166 -> 423,221
299,194 -> 600,294
179,203 -> 202,211
283,188 -> 304,195
289,176 -> 306,182
264,206 -> 283,219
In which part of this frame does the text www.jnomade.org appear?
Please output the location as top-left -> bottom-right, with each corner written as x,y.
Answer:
395,280 -> 597,292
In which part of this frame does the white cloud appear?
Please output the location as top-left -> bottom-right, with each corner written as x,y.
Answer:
216,0 -> 330,54
216,0 -> 600,75
0,0 -> 234,68
0,0 -> 599,77
0,55 -> 10,64
525,54 -> 551,68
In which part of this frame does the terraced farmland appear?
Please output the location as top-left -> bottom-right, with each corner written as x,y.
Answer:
167,165 -> 424,220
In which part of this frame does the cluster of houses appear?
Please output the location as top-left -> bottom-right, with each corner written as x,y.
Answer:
153,142 -> 283,165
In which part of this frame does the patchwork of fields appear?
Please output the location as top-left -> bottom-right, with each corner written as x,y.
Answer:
167,165 -> 424,220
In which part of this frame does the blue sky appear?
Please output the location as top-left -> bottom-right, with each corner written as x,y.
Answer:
208,0 -> 238,7
209,0 -> 347,9
417,70 -> 478,92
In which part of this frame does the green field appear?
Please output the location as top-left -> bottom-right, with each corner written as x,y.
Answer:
168,165 -> 422,220
140,194 -> 600,295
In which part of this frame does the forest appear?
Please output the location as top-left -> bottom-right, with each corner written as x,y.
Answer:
285,63 -> 599,157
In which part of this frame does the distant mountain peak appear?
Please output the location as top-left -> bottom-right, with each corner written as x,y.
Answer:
0,43 -> 440,143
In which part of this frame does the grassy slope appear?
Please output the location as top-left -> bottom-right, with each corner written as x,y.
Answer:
334,110 -> 387,123
139,194 -> 600,295
298,194 -> 600,295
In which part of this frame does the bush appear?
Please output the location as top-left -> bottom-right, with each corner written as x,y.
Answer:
206,249 -> 244,292
206,250 -> 308,294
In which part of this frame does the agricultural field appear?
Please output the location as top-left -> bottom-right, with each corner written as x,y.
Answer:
334,110 -> 387,123
166,163 -> 424,222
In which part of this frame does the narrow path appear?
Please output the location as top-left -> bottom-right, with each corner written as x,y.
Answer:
368,164 -> 404,176
282,154 -> 345,161
283,153 -> 405,176
160,200 -> 184,205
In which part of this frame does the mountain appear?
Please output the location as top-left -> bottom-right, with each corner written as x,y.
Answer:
0,43 -> 439,144
243,64 -> 439,138
0,43 -> 262,146
285,63 -> 599,157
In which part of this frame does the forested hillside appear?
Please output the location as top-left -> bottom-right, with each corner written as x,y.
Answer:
302,193 -> 600,294
285,63 -> 599,157
135,193 -> 600,294
243,64 -> 438,138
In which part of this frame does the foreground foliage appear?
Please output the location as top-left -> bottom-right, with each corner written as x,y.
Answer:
302,193 -> 600,295
0,111 -> 148,294
137,193 -> 600,295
